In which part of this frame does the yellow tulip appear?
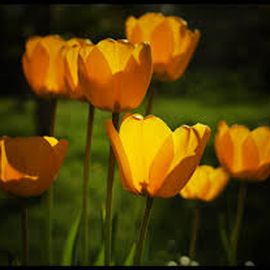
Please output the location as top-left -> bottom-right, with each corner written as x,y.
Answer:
106,113 -> 211,198
61,37 -> 93,100
22,35 -> 67,97
126,12 -> 200,81
78,38 -> 153,112
180,165 -> 230,202
0,136 -> 68,197
215,121 -> 270,181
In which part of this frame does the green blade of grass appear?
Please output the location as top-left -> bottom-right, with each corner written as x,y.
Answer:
61,209 -> 82,266
93,246 -> 104,266
123,242 -> 136,266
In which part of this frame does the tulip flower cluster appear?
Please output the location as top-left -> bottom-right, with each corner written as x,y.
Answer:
0,10 -> 269,267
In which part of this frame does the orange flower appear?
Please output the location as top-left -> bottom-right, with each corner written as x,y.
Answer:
61,37 -> 93,100
180,165 -> 230,202
126,12 -> 200,81
0,136 -> 68,197
78,38 -> 152,112
215,121 -> 270,181
22,35 -> 66,97
106,114 -> 211,198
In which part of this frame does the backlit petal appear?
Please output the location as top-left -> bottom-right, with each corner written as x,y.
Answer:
167,30 -> 200,81
240,135 -> 259,172
96,39 -> 134,74
63,45 -> 80,90
38,35 -> 66,94
125,16 -> 142,44
148,134 -> 174,195
205,167 -> 229,201
22,41 -> 49,93
229,124 -> 250,172
150,123 -> 210,198
116,42 -> 152,110
119,114 -> 171,190
180,165 -> 211,200
150,19 -> 173,64
153,154 -> 198,198
167,16 -> 187,57
251,126 -> 270,164
215,121 -> 234,173
137,13 -> 165,40
79,46 -> 114,110
105,120 -> 139,194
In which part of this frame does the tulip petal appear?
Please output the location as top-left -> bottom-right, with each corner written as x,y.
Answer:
63,45 -> 80,91
251,126 -> 270,163
119,114 -> 171,190
148,134 -> 174,195
170,125 -> 198,168
22,41 -> 49,92
105,120 -> 139,194
149,123 -> 210,198
137,13 -> 165,40
24,36 -> 41,58
180,165 -> 229,202
255,162 -> 270,181
96,39 -> 134,74
0,137 -> 58,197
117,42 -> 152,110
44,136 -> 69,173
126,16 -> 143,44
0,138 -> 30,183
79,46 -> 114,110
240,135 -> 259,172
66,37 -> 92,47
192,165 -> 212,199
167,16 -> 188,57
150,19 -> 173,65
42,37 -> 66,93
215,121 -> 234,173
153,154 -> 198,198
191,123 -> 211,160
205,167 -> 229,201
180,165 -> 211,200
229,124 -> 250,172
167,29 -> 200,81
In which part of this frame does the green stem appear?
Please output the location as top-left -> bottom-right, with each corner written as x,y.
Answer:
134,195 -> 154,266
104,112 -> 120,266
145,84 -> 156,115
82,104 -> 95,265
47,98 -> 58,265
49,98 -> 57,136
218,213 -> 230,263
229,182 -> 247,265
21,199 -> 29,266
189,202 -> 200,260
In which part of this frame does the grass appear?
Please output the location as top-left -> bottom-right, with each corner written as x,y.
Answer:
0,92 -> 270,266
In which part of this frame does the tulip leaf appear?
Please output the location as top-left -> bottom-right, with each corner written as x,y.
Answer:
93,245 -> 104,266
123,242 -> 136,266
61,209 -> 82,266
